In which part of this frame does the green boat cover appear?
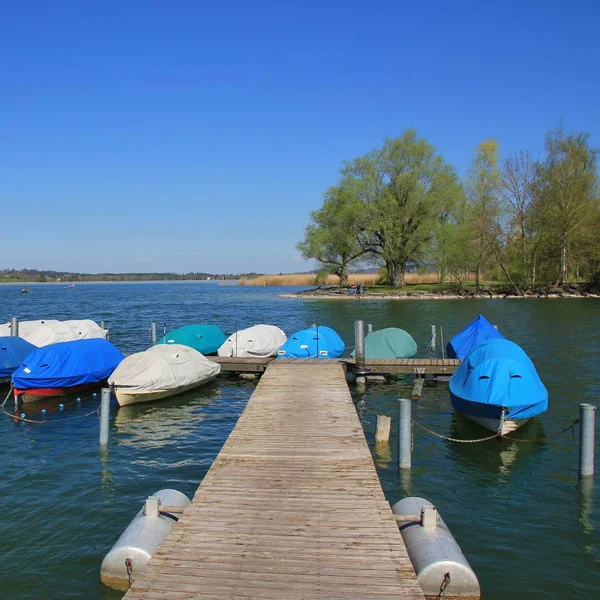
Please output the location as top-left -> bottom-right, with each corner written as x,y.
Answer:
352,327 -> 418,359
157,324 -> 226,355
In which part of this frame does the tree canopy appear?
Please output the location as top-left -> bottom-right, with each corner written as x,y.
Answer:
299,125 -> 600,290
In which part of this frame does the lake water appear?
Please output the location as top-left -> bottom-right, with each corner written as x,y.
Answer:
0,282 -> 598,599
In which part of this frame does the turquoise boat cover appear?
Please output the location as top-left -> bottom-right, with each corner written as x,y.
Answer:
447,314 -> 504,359
12,339 -> 124,390
449,338 -> 548,419
277,326 -> 345,359
0,337 -> 37,378
157,324 -> 226,355
351,327 -> 417,359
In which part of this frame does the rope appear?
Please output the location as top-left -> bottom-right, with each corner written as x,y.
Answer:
412,418 -> 501,443
412,417 -> 581,444
1,406 -> 100,424
0,385 -> 13,411
503,418 -> 579,443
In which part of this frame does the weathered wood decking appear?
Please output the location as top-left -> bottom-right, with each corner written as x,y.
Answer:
213,355 -> 460,375
124,363 -> 424,599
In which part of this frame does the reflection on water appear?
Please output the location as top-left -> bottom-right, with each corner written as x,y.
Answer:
0,284 -> 598,600
447,413 -> 547,477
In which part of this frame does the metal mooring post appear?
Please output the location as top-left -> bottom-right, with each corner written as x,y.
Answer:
430,325 -> 437,351
579,403 -> 596,479
151,322 -> 157,345
10,316 -> 19,337
99,388 -> 111,448
398,398 -> 412,470
354,320 -> 366,370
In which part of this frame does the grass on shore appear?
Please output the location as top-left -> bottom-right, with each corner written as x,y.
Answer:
239,273 -> 443,287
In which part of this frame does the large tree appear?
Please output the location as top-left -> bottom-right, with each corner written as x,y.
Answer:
296,186 -> 365,285
466,139 -> 501,287
536,127 -> 599,285
342,129 -> 463,287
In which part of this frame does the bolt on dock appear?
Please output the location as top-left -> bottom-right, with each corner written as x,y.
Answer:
123,362 -> 424,599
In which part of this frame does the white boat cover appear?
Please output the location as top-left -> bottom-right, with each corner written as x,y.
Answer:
108,344 -> 221,392
217,324 -> 287,358
0,319 -> 108,346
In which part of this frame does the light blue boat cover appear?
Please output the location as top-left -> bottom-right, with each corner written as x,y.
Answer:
157,324 -> 226,355
277,326 -> 345,359
351,327 -> 417,359
12,339 -> 124,389
447,314 -> 504,359
0,337 -> 37,378
449,338 -> 548,420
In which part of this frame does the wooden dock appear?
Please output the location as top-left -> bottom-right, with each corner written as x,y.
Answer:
124,363 -> 424,599
213,355 -> 460,375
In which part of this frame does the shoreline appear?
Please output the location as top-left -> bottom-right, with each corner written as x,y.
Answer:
280,291 -> 600,300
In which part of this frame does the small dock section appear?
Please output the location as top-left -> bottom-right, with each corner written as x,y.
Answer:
124,363 -> 424,599
213,355 -> 460,375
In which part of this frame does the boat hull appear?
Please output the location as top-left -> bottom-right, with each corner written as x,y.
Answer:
15,383 -> 100,403
450,391 -> 531,436
114,376 -> 217,407
463,413 -> 528,436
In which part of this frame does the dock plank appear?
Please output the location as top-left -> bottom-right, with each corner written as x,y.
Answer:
124,364 -> 423,599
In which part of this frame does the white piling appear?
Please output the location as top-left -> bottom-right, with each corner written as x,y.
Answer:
375,415 -> 391,443
367,323 -> 373,335
10,316 -> 18,337
399,399 -> 412,470
151,322 -> 157,345
99,388 -> 111,448
579,403 -> 596,479
430,325 -> 436,351
354,320 -> 366,373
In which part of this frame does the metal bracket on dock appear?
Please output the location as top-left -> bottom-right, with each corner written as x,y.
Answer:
144,497 -> 160,517
413,367 -> 426,377
393,506 -> 438,528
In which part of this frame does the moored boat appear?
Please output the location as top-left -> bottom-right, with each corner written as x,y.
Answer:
0,337 -> 37,382
218,325 -> 287,358
108,344 -> 221,406
277,326 -> 345,359
446,314 -> 504,360
0,318 -> 108,346
352,327 -> 417,359
158,324 -> 226,355
12,339 -> 124,403
449,338 -> 548,435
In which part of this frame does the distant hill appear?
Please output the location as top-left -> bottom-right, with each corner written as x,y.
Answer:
0,269 -> 260,283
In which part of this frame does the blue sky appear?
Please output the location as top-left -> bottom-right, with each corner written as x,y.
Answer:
2,0 -> 598,274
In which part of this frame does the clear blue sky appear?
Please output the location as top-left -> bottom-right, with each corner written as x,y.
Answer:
2,0 -> 598,274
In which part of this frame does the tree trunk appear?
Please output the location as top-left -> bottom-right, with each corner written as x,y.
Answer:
558,232 -> 567,286
386,261 -> 397,288
395,262 -> 406,288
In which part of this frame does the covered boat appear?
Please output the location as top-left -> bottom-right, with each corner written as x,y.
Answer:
446,314 -> 504,359
108,344 -> 221,406
218,325 -> 287,358
158,324 -> 226,355
0,337 -> 37,381
278,326 -> 345,359
0,319 -> 107,347
449,338 -> 548,435
12,339 -> 124,402
352,327 -> 417,359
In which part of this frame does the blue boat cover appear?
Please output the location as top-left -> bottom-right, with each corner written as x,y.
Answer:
277,326 -> 345,359
0,337 -> 37,378
12,339 -> 124,390
157,324 -> 226,355
447,314 -> 504,359
449,338 -> 548,420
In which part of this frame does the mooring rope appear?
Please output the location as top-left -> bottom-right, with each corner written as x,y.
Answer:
1,406 -> 100,424
0,385 -> 13,411
411,417 -> 580,444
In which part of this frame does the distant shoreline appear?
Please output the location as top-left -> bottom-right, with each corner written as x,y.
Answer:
280,290 -> 600,300
0,279 -> 237,285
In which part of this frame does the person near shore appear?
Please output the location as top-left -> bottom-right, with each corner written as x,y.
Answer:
357,281 -> 363,296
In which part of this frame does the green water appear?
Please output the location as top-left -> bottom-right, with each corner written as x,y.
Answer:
0,283 -> 598,599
